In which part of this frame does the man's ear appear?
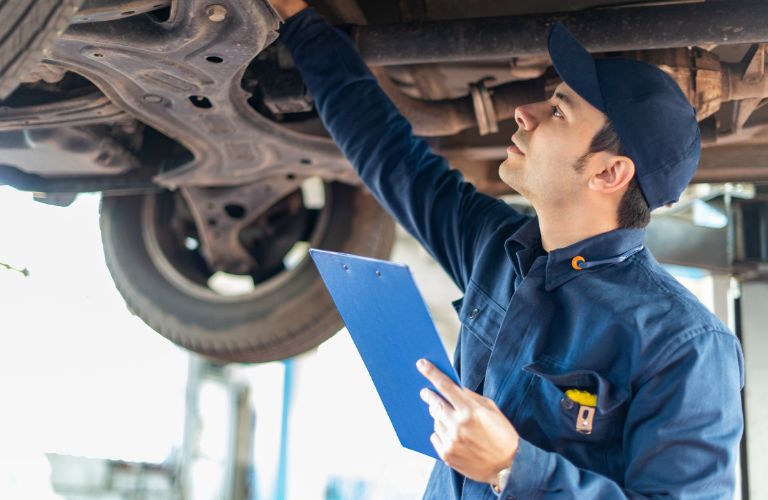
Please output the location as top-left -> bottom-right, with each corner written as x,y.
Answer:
588,154 -> 635,194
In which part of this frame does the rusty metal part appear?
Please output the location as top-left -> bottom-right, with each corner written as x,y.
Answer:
742,43 -> 767,83
508,55 -> 550,81
728,98 -> 765,134
384,60 -> 547,101
723,45 -> 768,102
19,63 -> 68,84
381,45 -> 765,138
629,44 -> 768,124
24,0 -> 768,191
180,174 -> 305,273
695,143 -> 768,183
469,79 -> 498,136
205,4 -> 227,22
354,1 -> 768,66
373,67 -> 473,136
633,47 -> 724,122
713,44 -> 768,130
374,67 -> 543,136
0,126 -> 139,176
693,49 -> 726,122
383,67 -> 433,100
49,0 -> 354,189
0,91 -> 127,130
0,164 -> 158,194
72,0 -> 172,23
33,192 -> 79,207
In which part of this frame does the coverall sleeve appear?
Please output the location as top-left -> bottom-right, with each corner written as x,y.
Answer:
278,8 -> 527,290
500,330 -> 744,499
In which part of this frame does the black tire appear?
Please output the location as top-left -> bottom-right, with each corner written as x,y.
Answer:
0,0 -> 82,99
99,182 -> 395,363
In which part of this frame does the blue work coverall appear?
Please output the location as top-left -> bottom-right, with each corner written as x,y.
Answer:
280,8 -> 745,499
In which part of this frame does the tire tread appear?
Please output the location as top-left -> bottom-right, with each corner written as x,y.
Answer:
0,0 -> 82,99
100,186 -> 395,363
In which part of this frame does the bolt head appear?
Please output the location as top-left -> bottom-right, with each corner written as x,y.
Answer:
206,4 -> 227,22
96,152 -> 111,165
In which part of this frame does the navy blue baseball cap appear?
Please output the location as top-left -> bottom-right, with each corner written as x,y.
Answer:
547,22 -> 701,210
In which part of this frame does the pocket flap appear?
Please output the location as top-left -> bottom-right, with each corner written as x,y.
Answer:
456,280 -> 505,348
523,361 -> 630,414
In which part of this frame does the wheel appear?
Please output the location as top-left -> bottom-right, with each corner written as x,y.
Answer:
99,180 -> 395,363
0,0 -> 83,99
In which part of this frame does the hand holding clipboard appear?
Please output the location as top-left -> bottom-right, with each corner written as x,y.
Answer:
310,248 -> 460,459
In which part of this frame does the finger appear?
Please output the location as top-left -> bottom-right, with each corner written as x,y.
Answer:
417,359 -> 466,409
428,400 -> 446,421
430,432 -> 445,459
434,416 -> 449,437
420,388 -> 453,412
422,388 -> 454,423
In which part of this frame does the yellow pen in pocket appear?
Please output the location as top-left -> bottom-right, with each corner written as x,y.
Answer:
565,389 -> 597,435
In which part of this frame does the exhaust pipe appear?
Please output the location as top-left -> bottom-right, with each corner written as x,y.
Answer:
354,1 -> 768,66
373,69 -> 544,136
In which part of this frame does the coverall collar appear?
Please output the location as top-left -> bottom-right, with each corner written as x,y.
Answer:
505,217 -> 647,292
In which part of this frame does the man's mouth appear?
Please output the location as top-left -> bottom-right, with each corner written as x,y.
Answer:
507,137 -> 525,156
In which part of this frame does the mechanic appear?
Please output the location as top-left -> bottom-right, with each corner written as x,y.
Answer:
267,1 -> 745,498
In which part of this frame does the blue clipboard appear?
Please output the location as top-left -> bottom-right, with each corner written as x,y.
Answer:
309,248 -> 460,460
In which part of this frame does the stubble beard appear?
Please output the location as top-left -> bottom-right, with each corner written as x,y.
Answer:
499,156 -> 522,191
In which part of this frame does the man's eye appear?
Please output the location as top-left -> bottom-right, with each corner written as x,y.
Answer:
552,106 -> 564,119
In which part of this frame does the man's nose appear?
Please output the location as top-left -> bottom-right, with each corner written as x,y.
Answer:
514,103 -> 539,131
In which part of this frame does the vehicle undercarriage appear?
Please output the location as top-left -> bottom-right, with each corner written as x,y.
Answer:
1,0 -> 767,361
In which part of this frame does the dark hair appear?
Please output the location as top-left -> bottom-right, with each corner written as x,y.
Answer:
573,120 -> 651,229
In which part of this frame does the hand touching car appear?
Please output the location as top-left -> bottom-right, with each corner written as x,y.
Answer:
268,0 -> 308,20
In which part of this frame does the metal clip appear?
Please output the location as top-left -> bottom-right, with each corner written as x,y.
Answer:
469,78 -> 498,136
576,405 -> 595,434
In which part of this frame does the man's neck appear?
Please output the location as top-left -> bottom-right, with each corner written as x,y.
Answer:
537,209 -> 620,252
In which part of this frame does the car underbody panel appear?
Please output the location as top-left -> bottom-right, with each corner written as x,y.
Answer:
1,1 -> 767,190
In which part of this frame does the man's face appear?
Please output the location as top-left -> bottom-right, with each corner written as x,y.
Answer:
499,82 -> 608,208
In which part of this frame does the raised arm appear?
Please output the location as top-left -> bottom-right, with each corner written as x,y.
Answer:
274,5 -> 528,289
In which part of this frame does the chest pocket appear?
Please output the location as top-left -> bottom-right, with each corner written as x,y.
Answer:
453,280 -> 506,391
520,360 -> 630,455
455,280 -> 505,349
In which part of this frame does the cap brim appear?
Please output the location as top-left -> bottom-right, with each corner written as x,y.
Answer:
547,22 -> 605,113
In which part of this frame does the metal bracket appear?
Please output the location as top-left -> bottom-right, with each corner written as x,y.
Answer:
647,184 -> 768,277
469,78 -> 498,136
729,97 -> 764,133
0,92 -> 127,131
48,0 -> 352,189
180,173 -> 306,274
0,127 -> 139,176
742,43 -> 766,84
